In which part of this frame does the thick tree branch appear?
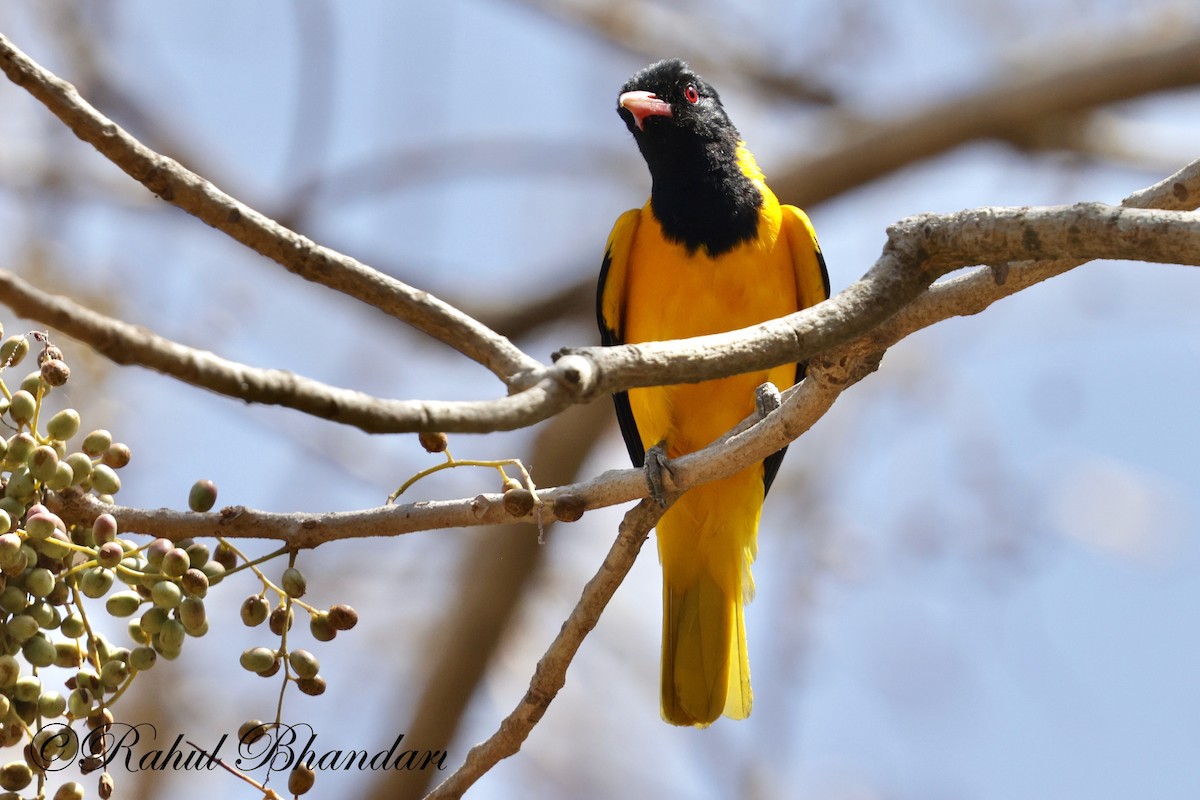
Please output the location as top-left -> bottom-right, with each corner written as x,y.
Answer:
4,196 -> 1199,434
0,32 -> 539,385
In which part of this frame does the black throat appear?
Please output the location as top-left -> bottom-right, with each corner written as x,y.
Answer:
644,139 -> 762,258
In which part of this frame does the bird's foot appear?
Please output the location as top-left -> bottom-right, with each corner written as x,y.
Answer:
755,382 -> 782,420
644,440 -> 675,508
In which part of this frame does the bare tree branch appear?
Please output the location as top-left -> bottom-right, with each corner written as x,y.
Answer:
511,0 -> 837,105
0,267 -> 574,433
3,196 -> 1199,435
0,32 -> 540,385
772,28 -> 1200,208
423,495 -> 667,800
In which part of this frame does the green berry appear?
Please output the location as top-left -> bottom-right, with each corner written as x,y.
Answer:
269,605 -> 293,635
74,670 -> 99,693
102,443 -> 131,469
127,619 -> 149,645
28,446 -> 58,482
13,675 -> 40,703
240,595 -> 269,627
181,568 -> 208,598
239,647 -> 277,674
140,606 -> 169,635
19,370 -> 43,396
154,623 -> 184,652
54,782 -> 85,800
129,646 -> 157,672
184,541 -> 210,568
150,580 -> 182,609
46,408 -> 81,441
6,615 -> 37,643
288,649 -> 320,680
24,567 -> 54,598
46,461 -> 74,491
288,764 -> 316,796
0,498 -> 24,523
6,391 -> 35,426
105,591 -> 143,617
309,613 -> 336,642
27,599 -> 60,630
0,534 -> 21,568
35,530 -> 71,560
0,335 -> 28,368
82,429 -> 112,457
54,641 -> 83,669
92,513 -> 118,544
0,760 -> 32,791
25,512 -> 57,539
179,596 -> 206,634
38,690 -> 66,718
0,585 -> 26,615
5,468 -> 35,502
0,655 -> 19,687
201,560 -> 226,585
99,659 -> 129,690
60,613 -> 85,639
188,479 -> 218,512
4,434 -> 34,465
187,482 -> 218,513
80,566 -> 115,599
281,567 -> 307,598
68,687 -> 94,718
161,547 -> 189,578
238,720 -> 267,745
22,633 -> 56,668
96,541 -> 124,569
90,464 -> 121,495
66,452 -> 92,485
145,538 -> 172,570
213,542 -> 237,569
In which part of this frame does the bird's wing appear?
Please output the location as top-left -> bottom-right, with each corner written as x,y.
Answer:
761,204 -> 831,495
597,208 -> 646,467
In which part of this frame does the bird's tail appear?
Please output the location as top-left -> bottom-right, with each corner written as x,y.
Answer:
658,468 -> 761,727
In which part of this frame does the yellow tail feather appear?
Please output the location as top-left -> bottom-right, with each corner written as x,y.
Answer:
658,470 -> 760,727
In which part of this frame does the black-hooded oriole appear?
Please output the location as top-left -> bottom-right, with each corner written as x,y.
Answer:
597,59 -> 830,727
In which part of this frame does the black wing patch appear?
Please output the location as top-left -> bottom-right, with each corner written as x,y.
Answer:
597,248 -> 646,468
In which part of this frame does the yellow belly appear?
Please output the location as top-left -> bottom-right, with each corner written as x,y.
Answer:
622,198 -> 799,456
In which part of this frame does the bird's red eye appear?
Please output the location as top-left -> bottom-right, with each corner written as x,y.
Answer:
684,84 -> 699,104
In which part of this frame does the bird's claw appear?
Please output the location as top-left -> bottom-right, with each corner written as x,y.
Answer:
755,382 -> 782,419
644,441 -> 675,508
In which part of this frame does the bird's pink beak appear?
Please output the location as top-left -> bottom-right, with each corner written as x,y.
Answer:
619,90 -> 673,130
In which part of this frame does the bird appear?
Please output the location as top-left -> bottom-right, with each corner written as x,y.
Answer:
596,59 -> 829,727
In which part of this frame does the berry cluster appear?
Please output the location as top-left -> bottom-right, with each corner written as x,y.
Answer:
0,330 -> 357,798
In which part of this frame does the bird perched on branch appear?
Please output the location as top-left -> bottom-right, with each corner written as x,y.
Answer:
597,59 -> 829,726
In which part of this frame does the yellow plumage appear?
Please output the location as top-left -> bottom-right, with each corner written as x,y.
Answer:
600,144 -> 827,726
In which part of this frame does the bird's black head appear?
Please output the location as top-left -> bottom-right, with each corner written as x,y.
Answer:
616,59 -> 761,257
617,58 -> 738,147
